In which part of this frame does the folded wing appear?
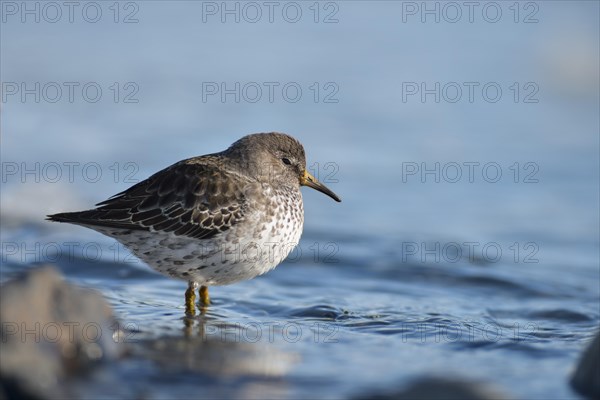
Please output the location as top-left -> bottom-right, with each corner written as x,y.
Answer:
47,158 -> 249,240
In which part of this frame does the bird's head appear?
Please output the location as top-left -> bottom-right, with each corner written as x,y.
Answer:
227,132 -> 341,202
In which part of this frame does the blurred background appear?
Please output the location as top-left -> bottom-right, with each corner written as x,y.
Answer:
1,1 -> 599,399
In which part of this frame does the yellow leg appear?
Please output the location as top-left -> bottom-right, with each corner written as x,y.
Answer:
185,281 -> 198,316
199,285 -> 210,306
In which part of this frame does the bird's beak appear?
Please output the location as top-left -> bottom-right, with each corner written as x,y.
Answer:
300,170 -> 341,202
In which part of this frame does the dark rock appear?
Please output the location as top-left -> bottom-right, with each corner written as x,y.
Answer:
356,377 -> 512,400
571,330 -> 600,399
0,266 -> 122,399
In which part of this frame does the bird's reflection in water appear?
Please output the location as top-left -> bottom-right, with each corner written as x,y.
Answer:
125,308 -> 299,398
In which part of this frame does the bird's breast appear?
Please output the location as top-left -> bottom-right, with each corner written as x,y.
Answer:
239,185 -> 304,267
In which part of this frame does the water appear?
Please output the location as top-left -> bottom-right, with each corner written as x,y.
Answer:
1,1 -> 599,399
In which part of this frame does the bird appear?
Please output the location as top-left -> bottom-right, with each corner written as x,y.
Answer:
47,132 -> 341,315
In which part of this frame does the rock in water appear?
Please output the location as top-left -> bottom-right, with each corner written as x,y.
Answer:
355,377 -> 512,400
571,330 -> 600,399
0,266 -> 121,399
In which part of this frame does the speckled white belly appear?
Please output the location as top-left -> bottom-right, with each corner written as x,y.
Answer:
96,188 -> 304,286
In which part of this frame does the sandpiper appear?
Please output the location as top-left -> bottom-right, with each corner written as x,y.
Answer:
47,132 -> 341,315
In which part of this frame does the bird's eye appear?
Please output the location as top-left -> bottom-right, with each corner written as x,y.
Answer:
281,158 -> 292,165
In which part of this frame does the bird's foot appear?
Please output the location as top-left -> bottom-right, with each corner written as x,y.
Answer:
185,281 -> 199,316
199,285 -> 210,307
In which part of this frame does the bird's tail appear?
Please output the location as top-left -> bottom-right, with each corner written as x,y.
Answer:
46,212 -> 82,223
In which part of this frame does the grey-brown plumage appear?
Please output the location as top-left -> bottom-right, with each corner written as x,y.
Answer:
50,159 -> 247,239
47,132 -> 340,313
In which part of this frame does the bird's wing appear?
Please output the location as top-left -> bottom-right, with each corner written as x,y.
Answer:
48,158 -> 250,240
